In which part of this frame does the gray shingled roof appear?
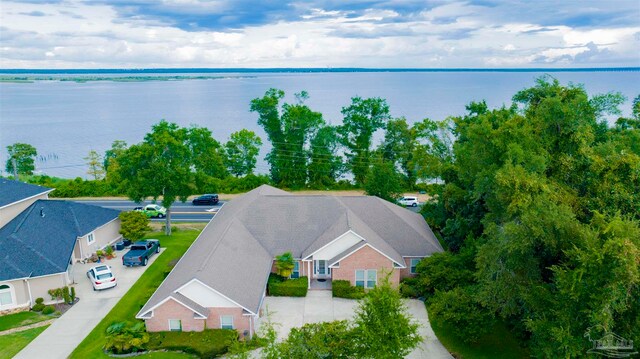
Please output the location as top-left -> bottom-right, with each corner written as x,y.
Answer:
0,200 -> 120,281
138,185 -> 442,317
0,179 -> 52,208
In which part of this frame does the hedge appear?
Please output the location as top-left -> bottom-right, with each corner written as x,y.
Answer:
332,280 -> 366,299
267,274 -> 308,297
147,329 -> 237,358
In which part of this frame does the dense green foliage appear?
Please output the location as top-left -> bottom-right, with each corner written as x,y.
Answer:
267,274 -> 308,297
147,329 -> 237,358
415,77 -> 640,357
104,321 -> 149,354
224,129 -> 262,176
331,280 -> 366,299
364,156 -> 404,202
119,211 -> 151,241
274,252 -> 295,277
278,320 -> 355,358
5,143 -> 37,177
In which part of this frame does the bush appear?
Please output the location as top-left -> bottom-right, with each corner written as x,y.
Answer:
35,297 -> 44,304
62,286 -> 71,304
42,305 -> 55,315
147,329 -> 237,358
399,277 -> 421,298
70,287 -> 76,303
104,321 -> 149,354
32,303 -> 45,312
332,280 -> 366,299
267,274 -> 308,297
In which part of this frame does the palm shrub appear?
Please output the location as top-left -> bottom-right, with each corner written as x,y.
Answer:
104,321 -> 149,354
275,252 -> 295,278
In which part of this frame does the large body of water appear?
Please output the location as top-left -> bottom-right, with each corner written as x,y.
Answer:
1,70 -> 638,178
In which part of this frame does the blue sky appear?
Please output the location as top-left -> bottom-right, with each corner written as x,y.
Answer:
1,0 -> 639,68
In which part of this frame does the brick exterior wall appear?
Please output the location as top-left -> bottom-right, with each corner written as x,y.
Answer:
271,260 -> 310,278
331,245 -> 400,287
400,257 -> 424,279
145,298 -> 253,337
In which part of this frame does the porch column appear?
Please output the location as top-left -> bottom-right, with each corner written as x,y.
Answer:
307,260 -> 311,287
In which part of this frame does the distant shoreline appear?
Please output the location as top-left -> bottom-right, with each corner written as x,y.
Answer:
0,75 -> 256,83
0,67 -> 638,75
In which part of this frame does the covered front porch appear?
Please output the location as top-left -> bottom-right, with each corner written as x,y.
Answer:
302,259 -> 333,290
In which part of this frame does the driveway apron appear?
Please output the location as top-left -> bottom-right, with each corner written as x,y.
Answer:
14,249 -> 163,359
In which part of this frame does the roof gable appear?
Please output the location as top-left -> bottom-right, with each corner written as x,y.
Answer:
0,179 -> 52,208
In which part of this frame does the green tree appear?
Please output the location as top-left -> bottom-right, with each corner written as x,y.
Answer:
380,117 -> 417,187
364,156 -> 403,202
114,120 -> 193,236
6,143 -> 37,178
224,129 -> 262,176
307,126 -> 342,188
251,89 -> 324,188
103,140 -> 127,172
275,252 -> 295,278
118,211 -> 150,241
188,126 -> 227,179
84,150 -> 105,180
352,274 -> 421,358
338,97 -> 390,186
279,321 -> 355,358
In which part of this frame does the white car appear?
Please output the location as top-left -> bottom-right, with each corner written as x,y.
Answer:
398,196 -> 419,207
87,265 -> 117,291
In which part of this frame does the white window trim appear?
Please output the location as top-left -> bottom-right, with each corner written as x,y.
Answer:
168,319 -> 182,331
87,232 -> 95,245
410,258 -> 421,274
220,315 -> 234,329
0,283 -> 16,309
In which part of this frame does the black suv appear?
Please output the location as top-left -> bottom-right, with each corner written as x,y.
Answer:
192,194 -> 219,205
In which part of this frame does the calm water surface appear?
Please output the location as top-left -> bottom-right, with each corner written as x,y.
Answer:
1,71 -> 638,178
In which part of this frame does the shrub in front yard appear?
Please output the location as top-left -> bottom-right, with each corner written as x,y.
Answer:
31,303 -> 45,312
41,305 -> 55,315
332,280 -> 366,299
267,274 -> 308,297
399,277 -> 421,298
147,329 -> 237,358
104,321 -> 149,354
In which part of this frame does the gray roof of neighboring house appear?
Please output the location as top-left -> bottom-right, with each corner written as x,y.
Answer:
0,179 -> 52,208
0,199 -> 120,281
138,185 -> 443,317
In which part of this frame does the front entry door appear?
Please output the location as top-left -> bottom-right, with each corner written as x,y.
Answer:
315,260 -> 330,278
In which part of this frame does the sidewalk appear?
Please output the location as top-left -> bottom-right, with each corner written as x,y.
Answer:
14,250 -> 162,359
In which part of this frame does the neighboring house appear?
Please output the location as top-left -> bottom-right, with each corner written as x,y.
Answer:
0,179 -> 54,228
137,185 -> 443,337
0,187 -> 121,314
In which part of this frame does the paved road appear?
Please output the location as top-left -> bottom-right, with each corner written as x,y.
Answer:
73,199 -> 224,222
15,249 -> 163,359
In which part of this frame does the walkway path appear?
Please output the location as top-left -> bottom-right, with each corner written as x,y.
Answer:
14,250 -> 162,359
0,319 -> 55,336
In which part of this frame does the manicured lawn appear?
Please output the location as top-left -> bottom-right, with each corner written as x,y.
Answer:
431,315 -> 530,359
70,230 -> 201,359
0,325 -> 49,359
0,311 -> 54,332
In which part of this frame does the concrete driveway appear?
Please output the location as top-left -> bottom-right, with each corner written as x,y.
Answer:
14,249 -> 163,359
257,291 -> 452,358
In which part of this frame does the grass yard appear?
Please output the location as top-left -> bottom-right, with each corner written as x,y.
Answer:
431,316 -> 530,359
0,311 -> 55,332
70,230 -> 201,359
0,325 -> 49,359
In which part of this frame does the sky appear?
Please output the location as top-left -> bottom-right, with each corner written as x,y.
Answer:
0,0 -> 639,69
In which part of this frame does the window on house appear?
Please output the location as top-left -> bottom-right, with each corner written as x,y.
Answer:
291,261 -> 300,279
221,315 -> 234,329
87,233 -> 95,244
168,319 -> 181,332
410,258 -> 421,274
355,270 -> 365,287
366,270 -> 377,288
0,285 -> 13,306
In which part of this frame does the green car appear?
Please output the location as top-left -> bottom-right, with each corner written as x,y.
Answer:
134,204 -> 167,218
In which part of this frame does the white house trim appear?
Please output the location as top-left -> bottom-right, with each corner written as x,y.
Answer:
137,296 -> 208,319
0,282 -> 18,310
175,278 -> 256,315
0,189 -> 54,210
328,242 -> 405,268
302,230 -> 356,260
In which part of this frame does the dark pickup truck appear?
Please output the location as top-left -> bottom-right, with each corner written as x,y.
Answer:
122,240 -> 160,267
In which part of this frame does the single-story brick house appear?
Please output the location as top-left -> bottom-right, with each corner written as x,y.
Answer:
0,180 -> 122,314
137,185 -> 443,337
